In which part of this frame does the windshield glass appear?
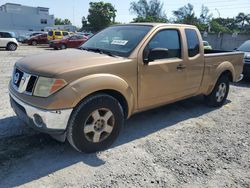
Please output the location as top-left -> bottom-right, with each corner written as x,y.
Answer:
237,40 -> 250,52
80,25 -> 152,57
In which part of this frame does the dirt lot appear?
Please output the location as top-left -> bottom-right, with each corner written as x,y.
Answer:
0,45 -> 249,187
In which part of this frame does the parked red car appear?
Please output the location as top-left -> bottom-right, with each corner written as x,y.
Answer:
26,33 -> 48,45
50,35 -> 88,50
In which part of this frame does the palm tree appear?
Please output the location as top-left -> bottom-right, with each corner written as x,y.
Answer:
235,13 -> 250,31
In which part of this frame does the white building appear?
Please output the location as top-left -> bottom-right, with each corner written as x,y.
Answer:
0,3 -> 54,36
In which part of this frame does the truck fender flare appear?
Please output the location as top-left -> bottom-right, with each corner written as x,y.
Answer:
215,61 -> 235,82
206,61 -> 235,94
69,74 -> 135,117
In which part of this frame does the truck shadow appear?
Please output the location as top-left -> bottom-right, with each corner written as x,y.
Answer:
0,96 -> 227,187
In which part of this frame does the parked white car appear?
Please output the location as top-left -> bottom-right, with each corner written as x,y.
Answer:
0,31 -> 19,51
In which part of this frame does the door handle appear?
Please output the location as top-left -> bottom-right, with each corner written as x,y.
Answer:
176,64 -> 186,71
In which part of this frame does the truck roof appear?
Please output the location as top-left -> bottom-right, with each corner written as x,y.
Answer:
116,23 -> 197,29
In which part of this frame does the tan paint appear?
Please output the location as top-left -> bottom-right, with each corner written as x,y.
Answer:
10,23 -> 244,118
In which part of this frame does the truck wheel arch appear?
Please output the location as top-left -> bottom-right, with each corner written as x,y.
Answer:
206,62 -> 235,95
215,61 -> 235,82
69,74 -> 135,118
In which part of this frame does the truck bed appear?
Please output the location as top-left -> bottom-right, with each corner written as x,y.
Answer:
203,49 -> 244,83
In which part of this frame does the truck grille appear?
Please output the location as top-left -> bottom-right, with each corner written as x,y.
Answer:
12,68 -> 37,95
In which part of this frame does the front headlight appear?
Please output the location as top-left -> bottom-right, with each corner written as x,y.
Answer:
33,77 -> 67,97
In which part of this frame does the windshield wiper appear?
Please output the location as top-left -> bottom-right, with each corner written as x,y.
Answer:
79,47 -> 117,57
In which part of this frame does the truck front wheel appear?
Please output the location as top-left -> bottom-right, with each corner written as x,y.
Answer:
205,75 -> 229,107
67,94 -> 124,153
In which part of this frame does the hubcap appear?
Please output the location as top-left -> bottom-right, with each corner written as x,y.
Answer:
10,44 -> 16,50
83,108 -> 115,143
216,83 -> 227,102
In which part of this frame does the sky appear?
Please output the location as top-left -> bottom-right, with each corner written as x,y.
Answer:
0,0 -> 250,27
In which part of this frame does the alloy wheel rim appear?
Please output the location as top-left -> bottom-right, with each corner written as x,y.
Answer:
83,108 -> 115,143
216,83 -> 227,102
10,44 -> 16,50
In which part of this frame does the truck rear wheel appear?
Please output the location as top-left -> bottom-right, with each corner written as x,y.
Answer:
67,94 -> 124,153
205,75 -> 229,107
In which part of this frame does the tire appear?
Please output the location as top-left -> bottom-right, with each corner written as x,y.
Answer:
6,43 -> 17,51
31,40 -> 37,46
205,75 -> 230,107
61,44 -> 66,50
67,94 -> 124,153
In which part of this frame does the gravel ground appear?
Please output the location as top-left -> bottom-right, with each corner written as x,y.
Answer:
0,45 -> 249,187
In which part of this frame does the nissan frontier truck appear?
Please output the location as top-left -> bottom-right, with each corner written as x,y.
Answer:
9,23 -> 244,152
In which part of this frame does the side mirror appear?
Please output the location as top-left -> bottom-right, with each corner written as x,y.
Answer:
143,48 -> 169,64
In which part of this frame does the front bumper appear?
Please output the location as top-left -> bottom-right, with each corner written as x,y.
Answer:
10,93 -> 72,134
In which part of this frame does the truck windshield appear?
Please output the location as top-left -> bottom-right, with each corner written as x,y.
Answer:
80,25 -> 152,57
237,40 -> 250,52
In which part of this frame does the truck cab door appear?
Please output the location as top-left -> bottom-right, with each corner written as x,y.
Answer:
138,28 -> 189,109
184,29 -> 204,93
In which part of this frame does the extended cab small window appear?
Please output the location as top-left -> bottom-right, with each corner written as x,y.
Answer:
185,29 -> 200,57
147,29 -> 181,60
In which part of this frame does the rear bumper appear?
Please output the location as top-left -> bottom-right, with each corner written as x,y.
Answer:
9,93 -> 72,134
236,74 -> 244,82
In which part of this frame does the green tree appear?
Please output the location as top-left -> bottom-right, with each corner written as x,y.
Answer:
173,3 -> 198,25
87,1 -> 117,31
130,0 -> 167,22
54,18 -> 72,25
210,19 -> 231,33
199,5 -> 212,24
63,19 -> 72,25
213,18 -> 238,32
235,12 -> 250,31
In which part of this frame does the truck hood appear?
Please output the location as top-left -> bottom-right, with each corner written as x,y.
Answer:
16,49 -> 126,77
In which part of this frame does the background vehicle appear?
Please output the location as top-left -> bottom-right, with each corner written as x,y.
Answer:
18,32 -> 45,43
203,41 -> 212,50
26,33 -> 48,45
50,35 -> 88,50
0,31 -> 19,51
236,40 -> 250,77
9,23 -> 243,153
47,30 -> 69,41
76,32 -> 94,38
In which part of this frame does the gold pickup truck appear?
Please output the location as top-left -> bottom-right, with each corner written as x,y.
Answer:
9,23 -> 244,152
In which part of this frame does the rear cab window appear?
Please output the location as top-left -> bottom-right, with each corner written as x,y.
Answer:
185,29 -> 200,57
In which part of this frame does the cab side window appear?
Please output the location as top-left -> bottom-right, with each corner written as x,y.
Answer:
147,29 -> 181,60
185,29 -> 200,57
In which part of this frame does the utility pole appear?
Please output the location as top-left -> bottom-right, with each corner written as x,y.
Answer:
215,8 -> 220,18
